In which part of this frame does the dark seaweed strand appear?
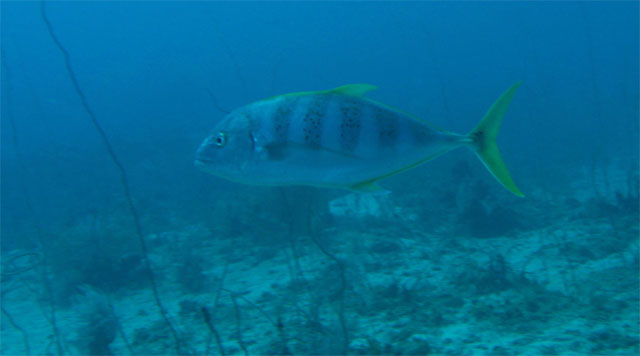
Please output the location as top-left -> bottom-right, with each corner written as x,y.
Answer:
305,198 -> 349,354
222,288 -> 278,327
207,260 -> 229,356
2,48 -> 54,356
203,261 -> 229,355
201,306 -> 226,356
278,189 -> 314,301
203,261 -> 229,356
39,2 -> 183,354
206,88 -> 231,114
230,293 -> 249,356
338,98 -> 361,153
578,3 -> 603,134
40,257 -> 65,355
214,287 -> 285,353
107,296 -> 134,355
208,14 -> 249,100
1,304 -> 30,355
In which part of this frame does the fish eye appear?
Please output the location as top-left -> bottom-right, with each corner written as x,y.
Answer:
214,132 -> 226,147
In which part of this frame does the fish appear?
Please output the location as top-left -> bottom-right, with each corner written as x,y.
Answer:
195,83 -> 523,196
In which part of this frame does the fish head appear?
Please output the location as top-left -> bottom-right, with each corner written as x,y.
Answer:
195,109 -> 256,182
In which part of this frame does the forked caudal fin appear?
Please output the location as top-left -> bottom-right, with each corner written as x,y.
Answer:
468,82 -> 524,197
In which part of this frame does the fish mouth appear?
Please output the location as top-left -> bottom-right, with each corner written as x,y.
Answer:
194,158 -> 215,167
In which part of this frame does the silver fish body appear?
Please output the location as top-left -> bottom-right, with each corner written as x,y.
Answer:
196,84 -> 523,195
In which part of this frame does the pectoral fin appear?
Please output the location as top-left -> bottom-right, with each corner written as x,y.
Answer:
263,143 -> 288,160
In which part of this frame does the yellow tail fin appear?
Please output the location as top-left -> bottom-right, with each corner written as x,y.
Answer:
468,82 -> 524,197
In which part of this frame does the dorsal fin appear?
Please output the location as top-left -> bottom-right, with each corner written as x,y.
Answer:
327,84 -> 377,97
260,84 -> 378,103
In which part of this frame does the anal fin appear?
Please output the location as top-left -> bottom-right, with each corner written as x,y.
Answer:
350,181 -> 384,193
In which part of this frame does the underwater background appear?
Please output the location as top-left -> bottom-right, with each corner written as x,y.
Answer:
1,1 -> 638,355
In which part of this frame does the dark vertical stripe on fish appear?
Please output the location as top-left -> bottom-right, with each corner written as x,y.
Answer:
376,108 -> 398,149
302,95 -> 328,148
272,97 -> 293,143
288,96 -> 310,143
321,95 -> 342,152
338,98 -> 361,152
355,104 -> 377,157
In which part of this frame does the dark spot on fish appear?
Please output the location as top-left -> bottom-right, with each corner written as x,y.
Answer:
273,104 -> 292,142
301,96 -> 327,147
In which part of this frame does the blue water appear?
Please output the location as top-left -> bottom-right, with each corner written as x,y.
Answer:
1,2 -> 638,355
